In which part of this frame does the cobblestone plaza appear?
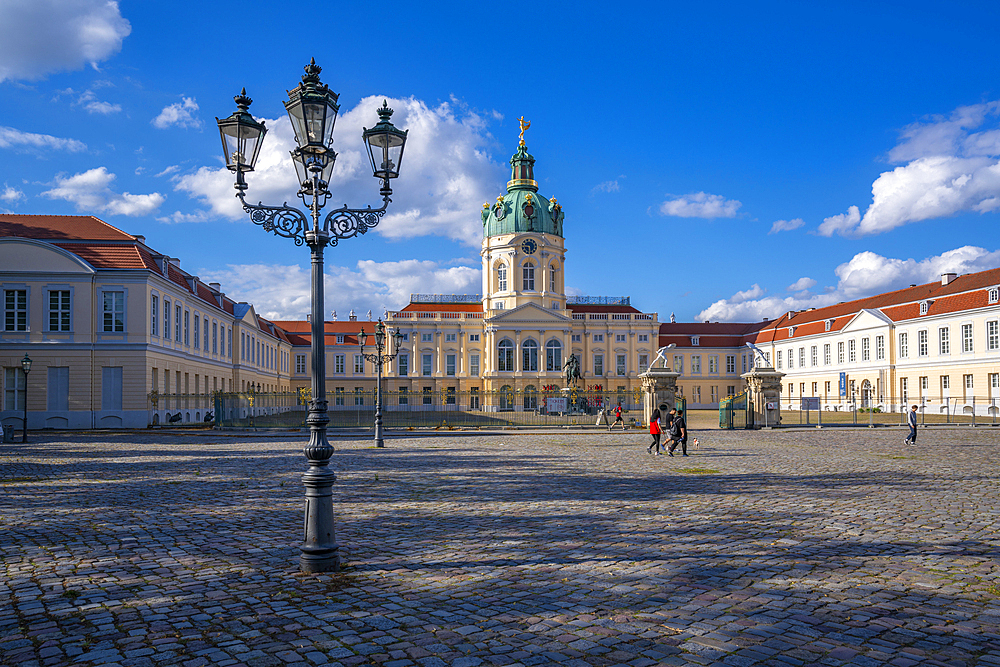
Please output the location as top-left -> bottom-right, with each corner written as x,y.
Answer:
3,427 -> 1000,667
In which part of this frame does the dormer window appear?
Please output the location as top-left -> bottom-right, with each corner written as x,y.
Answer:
788,326 -> 796,337
336,335 -> 345,344
691,336 -> 700,346
825,319 -> 833,331
990,287 -> 999,303
919,301 -> 929,315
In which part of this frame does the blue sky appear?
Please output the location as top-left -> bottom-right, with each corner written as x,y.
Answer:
3,1 -> 1000,322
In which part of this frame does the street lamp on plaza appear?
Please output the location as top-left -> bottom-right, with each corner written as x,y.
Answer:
358,320 -> 405,448
20,354 -> 31,443
217,59 -> 408,573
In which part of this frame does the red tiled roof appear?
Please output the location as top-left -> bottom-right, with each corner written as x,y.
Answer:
657,321 -> 768,349
271,320 -> 379,333
49,243 -> 151,270
0,214 -> 135,241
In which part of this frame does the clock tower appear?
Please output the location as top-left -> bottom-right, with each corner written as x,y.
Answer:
480,127 -> 566,313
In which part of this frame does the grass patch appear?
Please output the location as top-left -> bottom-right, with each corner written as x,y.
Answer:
1,476 -> 42,484
674,467 -> 719,475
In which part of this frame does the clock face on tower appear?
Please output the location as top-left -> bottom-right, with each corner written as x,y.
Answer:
521,238 -> 537,254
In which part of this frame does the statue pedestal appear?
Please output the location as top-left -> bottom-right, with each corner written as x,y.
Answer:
742,366 -> 785,428
639,367 -> 681,426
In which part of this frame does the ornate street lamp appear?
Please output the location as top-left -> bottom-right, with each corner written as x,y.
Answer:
358,320 -> 405,448
217,59 -> 408,573
20,354 -> 31,443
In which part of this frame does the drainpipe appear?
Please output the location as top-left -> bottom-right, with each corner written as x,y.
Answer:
91,273 -> 97,429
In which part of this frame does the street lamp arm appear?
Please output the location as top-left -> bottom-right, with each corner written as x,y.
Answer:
321,195 -> 391,247
240,194 -> 311,246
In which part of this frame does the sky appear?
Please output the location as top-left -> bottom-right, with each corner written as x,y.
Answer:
3,1 -> 1000,323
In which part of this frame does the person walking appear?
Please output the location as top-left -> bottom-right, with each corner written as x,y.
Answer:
667,408 -> 688,456
609,401 -> 625,431
904,404 -> 918,445
647,406 -> 662,454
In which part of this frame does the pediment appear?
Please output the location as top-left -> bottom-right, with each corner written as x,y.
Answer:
841,308 -> 893,332
0,238 -> 95,274
486,302 -> 572,325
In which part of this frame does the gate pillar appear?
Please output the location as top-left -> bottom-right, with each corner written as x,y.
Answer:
639,367 -> 680,426
742,366 -> 785,428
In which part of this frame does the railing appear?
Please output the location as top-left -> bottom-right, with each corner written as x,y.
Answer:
410,294 -> 482,303
213,388 -> 647,429
588,314 -> 608,320
780,394 -> 1000,426
146,392 -> 219,426
567,296 -> 631,305
572,314 -> 585,319
612,314 -> 630,320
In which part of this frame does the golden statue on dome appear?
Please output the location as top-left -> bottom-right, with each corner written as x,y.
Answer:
518,116 -> 530,145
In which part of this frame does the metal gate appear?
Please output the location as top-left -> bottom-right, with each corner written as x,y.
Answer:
719,391 -> 753,429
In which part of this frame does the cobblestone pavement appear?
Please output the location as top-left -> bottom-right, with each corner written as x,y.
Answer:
3,427 -> 1000,667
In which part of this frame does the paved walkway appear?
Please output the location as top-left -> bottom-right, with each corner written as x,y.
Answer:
2,428 -> 1000,667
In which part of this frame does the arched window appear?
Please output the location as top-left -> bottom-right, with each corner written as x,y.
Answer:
499,384 -> 514,411
546,339 -> 562,371
497,264 -> 508,292
523,262 -> 535,291
498,339 -> 514,371
522,339 -> 538,371
549,264 -> 557,292
524,385 -> 537,410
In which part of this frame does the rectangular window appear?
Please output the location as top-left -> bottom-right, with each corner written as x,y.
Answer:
939,327 -> 950,355
469,334 -> 480,342
422,354 -> 432,376
708,356 -> 718,373
800,382 -> 806,395
672,355 -> 683,374
920,376 -> 928,393
421,332 -> 433,342
470,387 -> 480,409
638,334 -> 649,342
354,354 -> 364,374
962,324 -> 973,353
296,354 -> 306,374
810,346 -> 817,366
204,318 -> 209,350
398,387 -> 408,405
918,330 -> 928,356
776,350 -> 783,369
175,305 -> 181,341
103,291 -> 125,332
823,344 -> 831,365
495,300 -> 505,310
639,353 -> 649,371
4,367 -> 25,410
692,386 -> 701,403
812,382 -> 818,395
445,333 -> 457,343
963,374 -> 973,400
593,354 -> 604,376
990,287 -> 1000,303
726,355 -> 735,373
593,334 -> 603,342
691,355 -> 701,373
212,323 -> 218,353
838,341 -> 844,364
335,387 -> 344,406
848,339 -> 856,363
3,290 -> 28,332
48,290 -> 71,332
727,385 -> 736,397
354,387 -> 364,405
788,383 -> 794,395
150,295 -> 158,335
941,375 -> 950,394
616,354 -> 626,376
571,334 -> 581,342
824,380 -> 831,396
898,332 -> 907,358
183,310 -> 190,345
398,354 -> 409,377
692,336 -> 700,346
861,338 -> 870,362
798,347 -> 805,367
470,354 -> 480,377
523,264 -> 534,291
48,366 -> 69,411
423,386 -> 433,405
787,349 -> 793,369
100,367 -> 122,411
334,354 -> 345,374
446,354 -> 456,376
876,335 -> 884,360
163,299 -> 170,337
615,334 -> 626,343
446,387 -> 456,405
988,321 -> 999,351
711,386 -> 718,403
228,328 -> 232,357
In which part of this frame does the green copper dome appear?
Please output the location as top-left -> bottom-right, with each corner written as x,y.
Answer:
481,142 -> 565,238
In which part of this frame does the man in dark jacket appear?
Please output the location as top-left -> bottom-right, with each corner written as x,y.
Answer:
667,408 -> 688,457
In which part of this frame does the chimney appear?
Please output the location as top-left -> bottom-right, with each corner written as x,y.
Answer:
134,235 -> 146,245
909,284 -> 916,288
307,314 -> 311,323
168,257 -> 180,268
941,272 -> 957,285
762,317 -> 769,322
209,282 -> 222,292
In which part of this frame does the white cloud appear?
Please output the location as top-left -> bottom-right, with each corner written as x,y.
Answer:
787,277 -> 816,292
1,185 -> 25,203
0,0 -> 131,82
696,245 -> 1000,322
156,210 -> 209,224
152,97 -> 201,129
41,166 -> 165,216
660,192 -> 741,218
0,126 -> 86,152
591,179 -> 621,194
198,259 -> 481,320
821,100 -> 1000,237
769,218 -> 804,234
77,89 -> 120,114
174,95 -> 506,246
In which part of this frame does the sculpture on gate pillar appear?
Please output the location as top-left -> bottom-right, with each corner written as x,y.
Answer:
563,353 -> 580,387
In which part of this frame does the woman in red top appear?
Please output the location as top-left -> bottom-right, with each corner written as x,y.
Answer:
647,407 -> 662,454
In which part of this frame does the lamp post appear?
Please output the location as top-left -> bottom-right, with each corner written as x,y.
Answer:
20,354 -> 31,443
217,59 -> 407,573
358,320 -> 404,448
